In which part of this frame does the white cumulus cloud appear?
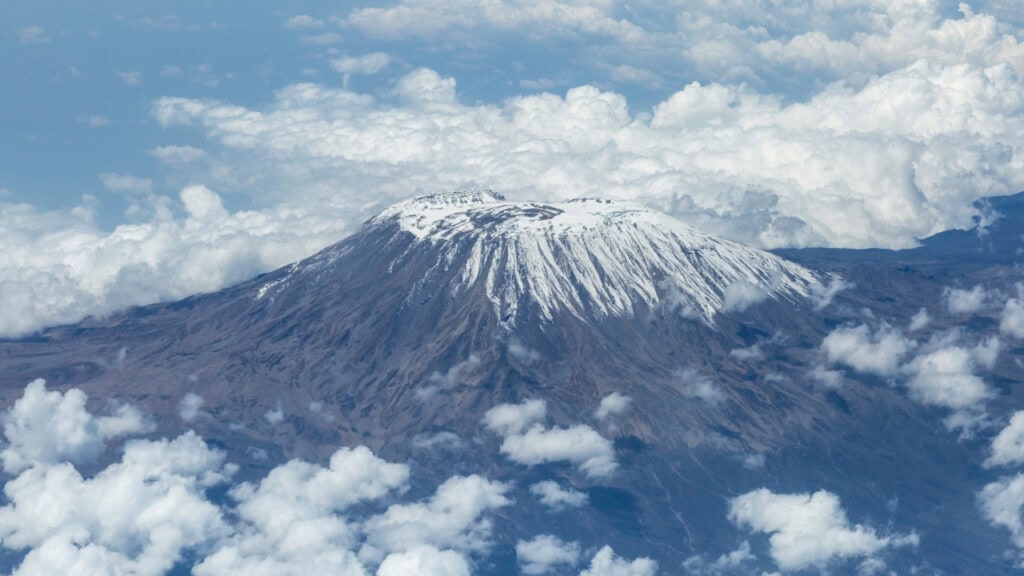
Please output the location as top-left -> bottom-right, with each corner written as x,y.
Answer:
516,534 -> 580,575
1,379 -> 150,473
728,488 -> 917,572
821,324 -> 912,377
579,545 -> 657,576
484,399 -> 618,477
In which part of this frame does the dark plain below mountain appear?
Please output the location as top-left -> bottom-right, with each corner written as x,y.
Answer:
3,190 -> 1024,575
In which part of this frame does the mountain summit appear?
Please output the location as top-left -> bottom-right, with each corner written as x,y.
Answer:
298,190 -> 820,324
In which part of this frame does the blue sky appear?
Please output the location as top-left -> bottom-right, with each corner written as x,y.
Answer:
4,0 -> 1024,336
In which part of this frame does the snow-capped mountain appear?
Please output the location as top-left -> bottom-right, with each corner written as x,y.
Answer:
287,190 -> 820,324
2,191 -> 1024,574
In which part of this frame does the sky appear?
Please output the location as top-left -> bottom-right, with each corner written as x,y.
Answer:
4,0 -> 1024,335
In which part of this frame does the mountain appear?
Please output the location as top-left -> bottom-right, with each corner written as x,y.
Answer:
1,190 -> 1023,574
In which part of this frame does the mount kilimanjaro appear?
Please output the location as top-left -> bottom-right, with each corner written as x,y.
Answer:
2,189 -> 1023,574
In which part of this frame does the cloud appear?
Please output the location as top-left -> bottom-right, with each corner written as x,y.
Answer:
507,337 -> 541,365
99,172 -> 154,195
411,431 -> 465,450
344,0 -> 646,43
579,546 -> 657,576
595,392 -> 631,420
986,411 -> 1024,468
264,403 -> 284,425
0,431 -> 233,576
17,26 -> 49,44
330,53 -> 392,76
1001,290 -> 1024,338
196,445 -> 409,575
682,541 -> 755,575
149,145 -> 207,164
980,473 -> 1024,549
728,488 -> 917,572
9,2 -> 1024,347
1,379 -> 150,473
676,368 -> 725,404
484,400 -> 618,477
0,185 -> 353,338
0,382 -> 532,576
900,334 -> 997,429
179,393 -> 205,422
516,534 -> 580,575
377,546 -> 471,576
821,324 -> 912,377
721,281 -> 768,312
151,56 -> 1024,253
810,275 -> 851,310
284,15 -> 325,29
908,308 -> 930,332
116,71 -> 143,86
530,480 -> 587,510
729,343 -> 764,362
363,474 -> 510,553
427,355 -> 481,389
945,285 -> 989,314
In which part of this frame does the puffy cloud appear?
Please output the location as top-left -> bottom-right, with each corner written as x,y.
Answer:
1,379 -> 150,473
530,480 -> 587,510
377,546 -> 470,576
483,398 -> 547,436
485,399 -> 618,477
728,489 -> 917,572
980,473 -> 1024,548
0,186 -> 352,338
151,54 -> 1024,255
900,334 -> 997,429
516,534 -> 580,574
986,411 -> 1024,468
8,0 -> 1024,354
579,546 -> 657,576
945,285 -> 989,314
0,431 -> 233,576
500,424 -> 618,478
0,380 -> 530,576
676,368 -> 725,404
363,474 -> 510,553
1001,292 -> 1024,338
195,446 -> 409,575
821,324 -> 912,377
179,391 -> 204,424
595,392 -> 631,420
